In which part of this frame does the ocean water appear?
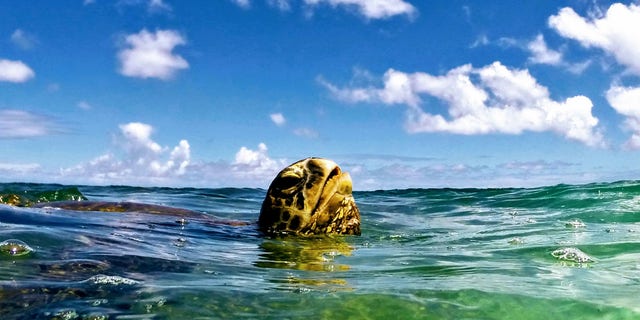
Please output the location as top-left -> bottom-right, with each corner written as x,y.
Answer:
1,181 -> 640,319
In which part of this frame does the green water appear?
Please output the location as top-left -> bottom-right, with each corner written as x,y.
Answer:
1,182 -> 640,319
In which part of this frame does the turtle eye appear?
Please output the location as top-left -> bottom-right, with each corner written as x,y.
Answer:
276,175 -> 301,191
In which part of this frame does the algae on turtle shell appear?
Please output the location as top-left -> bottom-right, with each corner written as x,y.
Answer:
0,187 -> 87,207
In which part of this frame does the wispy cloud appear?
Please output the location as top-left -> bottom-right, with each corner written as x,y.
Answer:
499,160 -> 575,172
0,163 -> 42,183
77,101 -> 93,110
0,59 -> 35,83
268,0 -> 291,11
117,29 -> 188,80
479,34 -> 590,74
270,113 -> 286,126
293,127 -> 319,138
10,29 -> 38,50
304,0 -> 417,19
321,61 -> 605,147
230,0 -> 416,19
116,0 -> 173,13
0,110 -> 61,138
527,34 -> 562,66
343,157 -> 594,190
231,0 -> 251,9
148,0 -> 172,13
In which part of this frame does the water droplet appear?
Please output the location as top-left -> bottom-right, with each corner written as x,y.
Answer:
0,239 -> 34,257
173,237 -> 187,247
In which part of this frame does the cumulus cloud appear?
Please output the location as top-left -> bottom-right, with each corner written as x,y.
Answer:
606,85 -> 640,149
304,0 -> 416,19
0,110 -> 61,138
322,61 -> 605,147
231,143 -> 285,180
0,59 -> 35,83
270,113 -> 286,126
10,29 -> 37,50
549,3 -> 640,76
58,123 -> 286,187
117,29 -> 189,80
61,122 -> 190,184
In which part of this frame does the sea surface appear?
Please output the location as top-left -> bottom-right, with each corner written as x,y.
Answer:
2,181 -> 640,319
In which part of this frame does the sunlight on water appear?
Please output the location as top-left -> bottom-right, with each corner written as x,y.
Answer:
1,182 -> 640,318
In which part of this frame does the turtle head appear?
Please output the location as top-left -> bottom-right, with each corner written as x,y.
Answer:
259,158 -> 361,236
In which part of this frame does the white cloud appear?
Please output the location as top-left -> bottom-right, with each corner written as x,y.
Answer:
527,34 -> 562,65
606,85 -> 640,149
119,122 -> 164,154
322,61 -> 605,147
0,59 -> 35,83
549,3 -> 640,75
117,29 -> 189,80
304,0 -> 416,19
270,113 -> 286,126
58,124 -> 288,187
490,35 -> 591,74
231,0 -> 416,19
0,110 -> 60,138
232,143 -> 285,180
61,122 -> 190,184
10,29 -> 37,50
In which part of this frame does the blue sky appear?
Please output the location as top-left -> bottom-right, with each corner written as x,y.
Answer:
1,0 -> 640,190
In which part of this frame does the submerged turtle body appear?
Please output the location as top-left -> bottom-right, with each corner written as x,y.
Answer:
2,158 -> 361,236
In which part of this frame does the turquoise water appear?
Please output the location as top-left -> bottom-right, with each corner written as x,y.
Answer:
2,182 -> 640,319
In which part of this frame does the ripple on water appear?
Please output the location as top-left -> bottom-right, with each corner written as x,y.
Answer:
551,247 -> 594,264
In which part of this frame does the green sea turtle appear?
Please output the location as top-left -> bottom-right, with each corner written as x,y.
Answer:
2,158 -> 361,236
0,158 -> 360,317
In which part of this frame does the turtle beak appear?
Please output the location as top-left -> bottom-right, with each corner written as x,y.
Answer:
312,163 -> 353,216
